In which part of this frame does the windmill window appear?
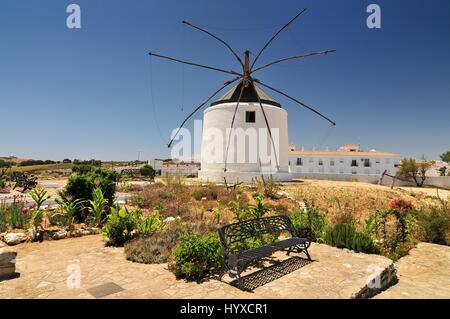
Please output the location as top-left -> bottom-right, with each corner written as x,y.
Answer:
351,160 -> 358,167
245,111 -> 256,123
364,159 -> 371,167
318,160 -> 323,166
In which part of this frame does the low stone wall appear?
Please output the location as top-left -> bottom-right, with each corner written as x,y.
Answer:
353,263 -> 398,299
0,248 -> 17,279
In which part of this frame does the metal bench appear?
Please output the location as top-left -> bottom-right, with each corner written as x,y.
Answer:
218,215 -> 311,288
11,172 -> 38,193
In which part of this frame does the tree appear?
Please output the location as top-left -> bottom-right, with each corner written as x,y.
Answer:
437,166 -> 447,177
63,158 -> 72,164
440,151 -> 450,163
398,158 -> 433,187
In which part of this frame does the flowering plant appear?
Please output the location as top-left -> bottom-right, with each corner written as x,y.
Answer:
389,198 -> 415,214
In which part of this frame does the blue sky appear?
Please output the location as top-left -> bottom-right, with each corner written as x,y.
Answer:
1,0 -> 449,161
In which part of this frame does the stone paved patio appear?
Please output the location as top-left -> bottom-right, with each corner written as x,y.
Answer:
0,235 -> 397,299
375,242 -> 450,299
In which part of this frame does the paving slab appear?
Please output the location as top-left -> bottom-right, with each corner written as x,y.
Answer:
375,242 -> 450,299
0,235 -> 395,299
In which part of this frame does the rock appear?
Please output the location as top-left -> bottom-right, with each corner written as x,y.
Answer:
0,250 -> 17,278
28,229 -> 37,242
4,233 -> 27,246
277,191 -> 290,198
52,230 -> 67,240
68,229 -> 83,237
89,227 -> 101,235
164,217 -> 176,224
81,230 -> 91,236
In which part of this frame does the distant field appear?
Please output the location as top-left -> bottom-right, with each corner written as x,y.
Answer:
10,163 -> 73,173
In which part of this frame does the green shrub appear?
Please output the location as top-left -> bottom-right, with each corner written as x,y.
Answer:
415,203 -> 450,245
290,207 -> 327,242
72,164 -> 93,175
137,210 -> 165,236
324,223 -> 378,254
170,232 -> 224,281
0,200 -> 30,230
228,192 -> 249,222
139,164 -> 155,178
102,206 -> 140,246
248,193 -> 269,219
59,168 -> 117,222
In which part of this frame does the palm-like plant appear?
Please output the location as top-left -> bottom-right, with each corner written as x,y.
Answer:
29,187 -> 51,229
88,187 -> 108,226
53,198 -> 85,230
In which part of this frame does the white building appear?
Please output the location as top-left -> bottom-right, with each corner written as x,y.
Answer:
198,80 -> 291,182
288,144 -> 401,182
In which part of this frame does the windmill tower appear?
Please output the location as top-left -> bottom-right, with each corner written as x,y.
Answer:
149,8 -> 336,182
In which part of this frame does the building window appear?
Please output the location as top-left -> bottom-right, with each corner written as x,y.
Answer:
296,158 -> 303,166
330,159 -> 335,166
376,160 -> 380,164
318,159 -> 323,166
245,111 -> 255,123
364,159 -> 371,167
351,160 -> 358,167
352,170 -> 357,175
339,158 -> 344,164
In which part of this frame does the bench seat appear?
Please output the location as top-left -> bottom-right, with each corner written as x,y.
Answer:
228,237 -> 310,267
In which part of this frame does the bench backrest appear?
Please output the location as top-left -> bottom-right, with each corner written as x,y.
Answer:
218,215 -> 296,252
11,172 -> 26,181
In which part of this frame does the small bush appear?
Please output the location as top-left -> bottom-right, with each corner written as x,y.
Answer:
125,224 -> 188,264
324,223 -> 378,254
102,206 -> 140,246
139,164 -> 155,178
290,207 -> 327,242
192,186 -> 218,201
415,203 -> 449,245
170,232 -> 224,281
59,168 -> 117,222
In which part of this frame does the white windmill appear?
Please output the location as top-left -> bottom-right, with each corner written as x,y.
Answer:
149,8 -> 336,182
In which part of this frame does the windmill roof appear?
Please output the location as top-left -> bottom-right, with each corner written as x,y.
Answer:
210,80 -> 281,107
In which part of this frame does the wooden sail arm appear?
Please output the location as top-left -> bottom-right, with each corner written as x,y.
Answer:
251,50 -> 336,74
182,20 -> 245,68
149,52 -> 241,76
251,8 -> 308,70
254,79 -> 336,126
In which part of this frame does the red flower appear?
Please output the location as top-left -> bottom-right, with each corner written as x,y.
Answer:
21,208 -> 29,215
389,198 -> 415,213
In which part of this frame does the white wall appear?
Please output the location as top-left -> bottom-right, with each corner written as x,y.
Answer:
288,154 -> 401,177
200,102 -> 289,181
